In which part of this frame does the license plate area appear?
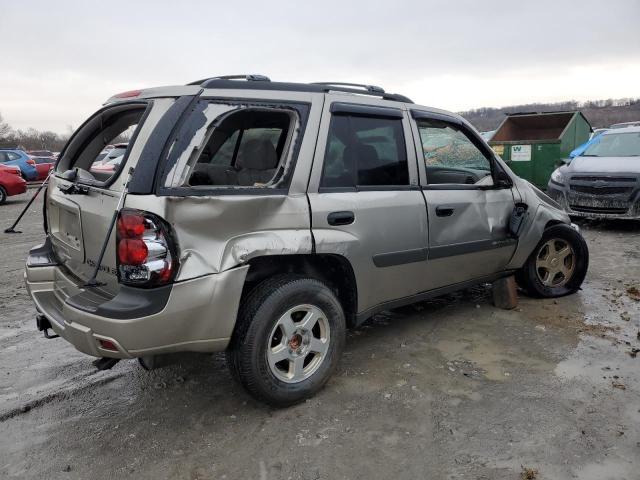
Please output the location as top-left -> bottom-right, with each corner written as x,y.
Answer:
49,198 -> 83,253
567,193 -> 629,209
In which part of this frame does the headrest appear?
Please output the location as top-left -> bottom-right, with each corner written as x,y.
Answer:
237,139 -> 279,170
355,144 -> 379,164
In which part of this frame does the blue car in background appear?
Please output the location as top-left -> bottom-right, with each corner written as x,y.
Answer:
569,130 -> 607,159
0,149 -> 38,180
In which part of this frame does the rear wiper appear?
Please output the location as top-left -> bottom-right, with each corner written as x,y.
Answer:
58,183 -> 89,195
57,168 -> 94,195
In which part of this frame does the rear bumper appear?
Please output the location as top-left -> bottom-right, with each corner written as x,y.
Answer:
547,182 -> 640,220
25,239 -> 248,358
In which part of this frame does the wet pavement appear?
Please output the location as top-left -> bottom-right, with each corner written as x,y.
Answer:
0,191 -> 639,480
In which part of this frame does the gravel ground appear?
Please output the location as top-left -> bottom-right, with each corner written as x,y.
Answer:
0,190 -> 639,480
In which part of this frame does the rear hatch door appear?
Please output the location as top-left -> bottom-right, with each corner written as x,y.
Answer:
47,99 -> 173,295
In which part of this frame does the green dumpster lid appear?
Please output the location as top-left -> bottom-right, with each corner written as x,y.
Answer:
490,111 -> 591,142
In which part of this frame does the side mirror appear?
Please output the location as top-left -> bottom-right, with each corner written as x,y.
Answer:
496,170 -> 512,188
561,157 -> 572,165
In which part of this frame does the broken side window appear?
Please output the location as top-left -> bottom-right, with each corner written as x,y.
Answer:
162,103 -> 300,190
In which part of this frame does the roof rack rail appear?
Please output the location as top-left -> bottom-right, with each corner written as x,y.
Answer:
187,74 -> 271,86
311,82 -> 385,94
187,76 -> 413,103
312,82 -> 412,102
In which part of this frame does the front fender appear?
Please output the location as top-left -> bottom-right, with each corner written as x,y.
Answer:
506,201 -> 569,269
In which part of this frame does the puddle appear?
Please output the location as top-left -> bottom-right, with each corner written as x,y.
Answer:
555,335 -> 640,389
434,332 -> 554,382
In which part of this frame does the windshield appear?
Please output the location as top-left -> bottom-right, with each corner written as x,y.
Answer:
582,132 -> 640,157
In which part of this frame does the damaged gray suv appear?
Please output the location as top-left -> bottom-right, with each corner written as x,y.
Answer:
24,75 -> 588,406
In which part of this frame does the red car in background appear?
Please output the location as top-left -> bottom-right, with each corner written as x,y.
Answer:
0,164 -> 27,204
27,151 -> 56,181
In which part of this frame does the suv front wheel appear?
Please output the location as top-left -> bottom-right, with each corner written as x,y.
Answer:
516,224 -> 589,298
227,274 -> 346,407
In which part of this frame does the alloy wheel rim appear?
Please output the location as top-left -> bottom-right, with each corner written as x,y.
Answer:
535,238 -> 575,287
266,304 -> 330,384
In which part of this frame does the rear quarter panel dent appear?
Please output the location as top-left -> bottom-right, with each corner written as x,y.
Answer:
221,231 -> 313,271
157,194 -> 311,279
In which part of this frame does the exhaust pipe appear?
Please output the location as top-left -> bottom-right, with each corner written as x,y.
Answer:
93,358 -> 120,370
138,355 -> 159,371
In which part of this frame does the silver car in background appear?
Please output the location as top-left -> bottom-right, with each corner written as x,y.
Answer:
548,126 -> 640,219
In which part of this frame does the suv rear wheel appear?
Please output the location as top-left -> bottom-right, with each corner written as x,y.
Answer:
227,274 -> 346,406
516,224 -> 588,298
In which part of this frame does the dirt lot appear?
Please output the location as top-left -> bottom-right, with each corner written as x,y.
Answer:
0,190 -> 639,480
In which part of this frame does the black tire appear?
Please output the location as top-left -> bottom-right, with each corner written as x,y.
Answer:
0,186 -> 6,205
516,224 -> 589,298
226,274 -> 346,407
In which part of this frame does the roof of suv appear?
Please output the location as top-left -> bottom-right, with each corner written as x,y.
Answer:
106,75 -> 414,104
187,75 -> 414,103
104,75 -> 468,129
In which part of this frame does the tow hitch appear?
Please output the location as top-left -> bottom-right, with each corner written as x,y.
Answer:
36,314 -> 59,339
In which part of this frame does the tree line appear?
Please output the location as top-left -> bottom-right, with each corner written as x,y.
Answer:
0,112 -> 70,152
459,98 -> 640,132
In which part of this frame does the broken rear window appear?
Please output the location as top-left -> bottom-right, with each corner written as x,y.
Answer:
162,103 -> 301,190
56,103 -> 148,186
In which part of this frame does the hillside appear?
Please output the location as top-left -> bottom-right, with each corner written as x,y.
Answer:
459,98 -> 640,132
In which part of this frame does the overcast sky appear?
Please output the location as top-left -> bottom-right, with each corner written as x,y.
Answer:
1,0 -> 639,133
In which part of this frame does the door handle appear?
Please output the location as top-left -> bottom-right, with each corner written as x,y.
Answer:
328,211 -> 355,226
435,206 -> 455,217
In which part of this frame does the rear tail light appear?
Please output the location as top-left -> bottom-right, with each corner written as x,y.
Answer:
116,209 -> 179,287
27,158 -> 36,166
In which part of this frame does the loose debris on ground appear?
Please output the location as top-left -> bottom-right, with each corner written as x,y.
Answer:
626,286 -> 640,302
520,465 -> 539,479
